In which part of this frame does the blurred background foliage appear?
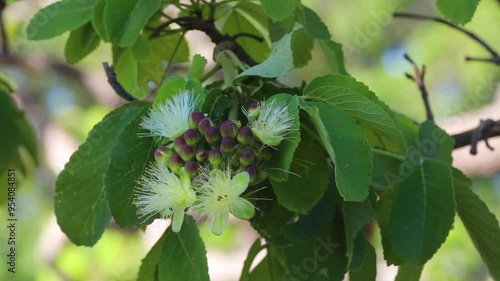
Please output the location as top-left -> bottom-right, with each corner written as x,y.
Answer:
0,0 -> 499,280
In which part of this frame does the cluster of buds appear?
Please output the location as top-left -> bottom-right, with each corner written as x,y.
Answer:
135,90 -> 295,235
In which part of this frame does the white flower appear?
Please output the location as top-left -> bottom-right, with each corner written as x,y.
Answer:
134,163 -> 196,232
140,90 -> 199,142
244,100 -> 295,147
193,166 -> 254,235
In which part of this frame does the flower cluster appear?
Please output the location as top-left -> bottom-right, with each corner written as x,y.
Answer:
134,90 -> 295,235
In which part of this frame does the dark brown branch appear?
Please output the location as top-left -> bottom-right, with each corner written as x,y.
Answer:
0,0 -> 9,55
231,32 -> 264,42
394,12 -> 500,65
102,62 -> 137,102
403,54 -> 434,121
452,119 -> 500,154
150,16 -> 257,66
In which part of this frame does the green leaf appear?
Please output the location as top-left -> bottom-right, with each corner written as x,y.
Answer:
64,22 -> 101,64
26,0 -> 96,40
132,34 -> 151,62
158,215 -> 210,281
137,230 -> 168,281
240,239 -> 265,281
349,238 -> 376,281
0,90 -> 38,174
417,120 -> 454,164
281,215 -> 348,281
375,189 -> 403,265
92,0 -> 109,41
249,250 -> 286,280
251,198 -> 294,246
291,28 -> 314,68
216,3 -> 271,62
0,70 -> 17,93
104,106 -> 156,227
201,88 -> 232,121
270,134 -> 328,214
282,180 -> 337,242
154,76 -> 203,107
453,168 -> 500,280
371,150 -> 403,191
238,24 -> 300,78
300,6 -> 330,40
319,40 -> 347,75
388,149 -> 455,264
304,74 -> 406,154
104,0 -> 161,47
259,0 -> 296,22
263,94 -> 300,182
343,199 -> 374,265
302,103 -> 372,201
55,102 -> 149,246
394,264 -> 423,281
188,55 -> 208,80
437,0 -> 481,25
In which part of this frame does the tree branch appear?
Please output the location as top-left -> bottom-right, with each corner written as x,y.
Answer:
394,12 -> 500,65
452,119 -> 500,154
403,54 -> 434,121
102,62 -> 137,102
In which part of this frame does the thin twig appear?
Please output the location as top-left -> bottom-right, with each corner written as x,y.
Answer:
394,12 -> 500,65
102,62 -> 137,102
403,53 -> 434,121
231,32 -> 264,42
161,30 -> 187,82
0,0 -> 9,55
452,119 -> 500,154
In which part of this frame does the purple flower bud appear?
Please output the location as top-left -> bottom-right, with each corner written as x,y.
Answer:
179,144 -> 195,161
245,165 -> 258,181
184,129 -> 201,146
205,127 -> 221,146
184,161 -> 199,177
220,137 -> 236,153
220,120 -> 238,138
196,149 -> 207,163
257,146 -> 273,161
237,126 -> 253,145
174,137 -> 186,154
189,111 -> 205,129
208,149 -> 223,166
168,154 -> 184,174
154,146 -> 173,163
247,103 -> 260,118
198,118 -> 214,135
239,149 -> 256,167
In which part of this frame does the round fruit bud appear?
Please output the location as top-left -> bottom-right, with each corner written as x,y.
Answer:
244,165 -> 258,181
220,120 -> 238,138
247,103 -> 260,118
179,144 -> 195,161
257,170 -> 268,182
239,149 -> 256,167
196,149 -> 207,163
198,118 -> 214,135
220,137 -> 236,153
184,161 -> 199,177
168,154 -> 184,174
257,146 -> 273,161
174,137 -> 187,154
205,127 -> 221,146
154,146 -> 173,163
184,129 -> 201,146
189,111 -> 205,129
237,126 -> 253,145
208,149 -> 223,166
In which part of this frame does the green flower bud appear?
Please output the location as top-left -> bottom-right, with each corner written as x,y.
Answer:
198,118 -> 214,136
244,165 -> 258,182
179,144 -> 195,161
184,129 -> 201,146
205,127 -> 221,146
239,149 -> 256,167
196,149 -> 207,163
154,146 -> 173,163
174,137 -> 186,154
208,149 -> 223,166
247,103 -> 260,118
220,120 -> 238,138
184,161 -> 199,178
237,126 -> 253,145
168,154 -> 184,174
220,137 -> 236,153
189,111 -> 205,129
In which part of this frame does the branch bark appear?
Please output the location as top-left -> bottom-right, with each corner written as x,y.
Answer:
451,119 -> 500,154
